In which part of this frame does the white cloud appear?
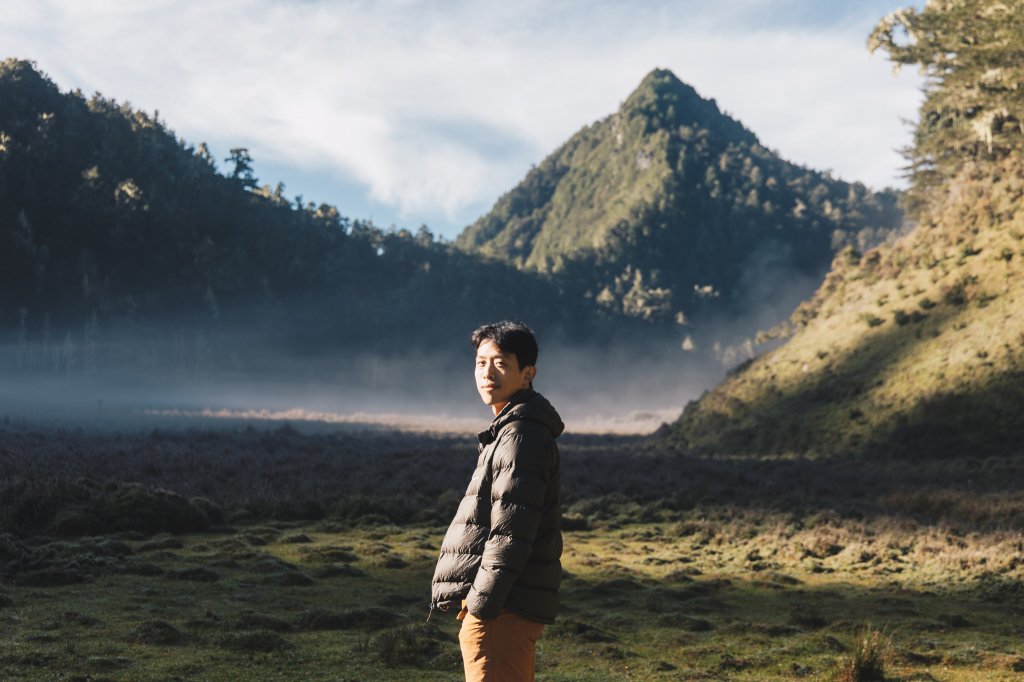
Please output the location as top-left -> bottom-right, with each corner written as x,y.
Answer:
2,0 -> 921,235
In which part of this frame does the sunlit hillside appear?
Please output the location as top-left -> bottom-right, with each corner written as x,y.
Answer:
667,1 -> 1024,457
669,162 -> 1024,456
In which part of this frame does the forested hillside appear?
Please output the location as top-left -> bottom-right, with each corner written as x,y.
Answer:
666,0 -> 1024,457
0,59 -> 642,376
458,69 -> 902,334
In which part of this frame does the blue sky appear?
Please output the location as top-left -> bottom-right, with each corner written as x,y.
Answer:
3,0 -> 922,239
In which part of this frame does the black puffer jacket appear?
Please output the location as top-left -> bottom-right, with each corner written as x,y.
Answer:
430,389 -> 563,624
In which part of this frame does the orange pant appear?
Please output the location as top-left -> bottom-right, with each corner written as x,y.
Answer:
458,608 -> 545,681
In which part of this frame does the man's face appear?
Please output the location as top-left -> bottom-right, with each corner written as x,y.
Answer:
475,339 -> 535,414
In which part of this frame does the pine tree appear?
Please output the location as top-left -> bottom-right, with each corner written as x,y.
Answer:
869,0 -> 1024,211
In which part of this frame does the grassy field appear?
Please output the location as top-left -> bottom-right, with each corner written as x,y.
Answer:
2,422 -> 1023,680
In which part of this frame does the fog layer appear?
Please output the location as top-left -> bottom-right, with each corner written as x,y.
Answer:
0,331 -> 727,435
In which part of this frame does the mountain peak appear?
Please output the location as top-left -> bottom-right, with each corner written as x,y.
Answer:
621,68 -> 757,145
628,68 -> 700,106
457,67 -> 901,333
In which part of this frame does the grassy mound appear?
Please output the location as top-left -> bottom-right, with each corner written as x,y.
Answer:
0,477 -> 221,537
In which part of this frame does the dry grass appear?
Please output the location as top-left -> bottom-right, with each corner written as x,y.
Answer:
3,514 -> 1024,680
835,624 -> 889,682
671,163 -> 1024,458
1,422 -> 1023,679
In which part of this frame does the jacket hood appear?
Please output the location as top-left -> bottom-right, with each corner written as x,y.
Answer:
478,389 -> 564,446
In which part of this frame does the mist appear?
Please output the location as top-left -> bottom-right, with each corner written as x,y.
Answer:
0,226 -> 857,437
0,322 -> 732,436
0,235 -> 840,436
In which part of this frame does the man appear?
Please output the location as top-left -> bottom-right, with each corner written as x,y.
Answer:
430,320 -> 564,681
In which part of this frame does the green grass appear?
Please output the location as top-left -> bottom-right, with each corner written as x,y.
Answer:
2,422 -> 1023,680
3,513 -> 1023,680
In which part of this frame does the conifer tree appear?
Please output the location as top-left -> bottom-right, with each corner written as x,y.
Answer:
870,0 -> 1024,210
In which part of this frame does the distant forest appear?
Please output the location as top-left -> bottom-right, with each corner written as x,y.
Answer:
0,59 -> 902,380
0,59 -> 643,378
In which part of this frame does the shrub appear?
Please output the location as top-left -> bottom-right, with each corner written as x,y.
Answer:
0,478 -> 219,537
860,313 -> 885,328
126,620 -> 186,646
234,613 -> 294,632
215,630 -> 293,653
295,607 -> 398,631
373,623 -> 449,667
976,291 -> 998,307
561,514 -> 589,531
959,243 -> 982,258
239,497 -> 325,522
836,623 -> 889,682
329,494 -> 420,525
893,309 -> 926,326
548,619 -> 618,642
943,275 -> 977,305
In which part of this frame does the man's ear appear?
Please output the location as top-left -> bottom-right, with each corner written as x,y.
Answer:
526,367 -> 537,383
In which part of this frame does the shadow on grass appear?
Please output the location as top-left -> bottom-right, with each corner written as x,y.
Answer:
2,417 -> 1024,540
550,566 -> 1024,680
560,441 -> 1024,532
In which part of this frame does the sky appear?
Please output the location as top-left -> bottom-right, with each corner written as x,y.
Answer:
2,0 -> 923,240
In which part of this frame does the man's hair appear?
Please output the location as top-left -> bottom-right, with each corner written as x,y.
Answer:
471,320 -> 539,368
